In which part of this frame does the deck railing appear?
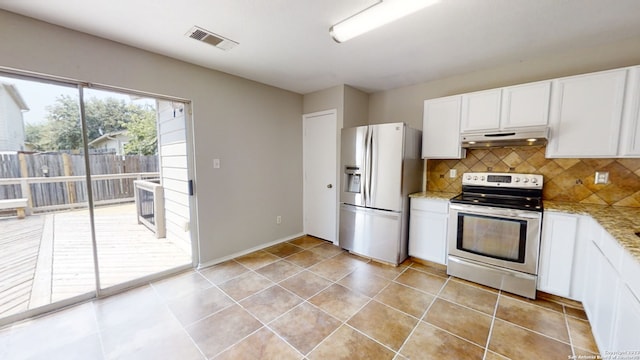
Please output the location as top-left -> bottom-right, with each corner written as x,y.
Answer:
134,179 -> 165,238
0,172 -> 159,214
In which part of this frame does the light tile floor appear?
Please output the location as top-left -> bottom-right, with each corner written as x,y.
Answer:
0,236 -> 599,359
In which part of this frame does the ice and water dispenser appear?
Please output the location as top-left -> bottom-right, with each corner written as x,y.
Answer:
344,166 -> 361,193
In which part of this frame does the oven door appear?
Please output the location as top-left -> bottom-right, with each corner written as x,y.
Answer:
448,203 -> 542,275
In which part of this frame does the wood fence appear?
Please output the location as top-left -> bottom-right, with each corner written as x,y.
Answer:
0,152 -> 158,211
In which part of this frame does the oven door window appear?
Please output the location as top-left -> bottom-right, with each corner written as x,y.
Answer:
456,213 -> 527,263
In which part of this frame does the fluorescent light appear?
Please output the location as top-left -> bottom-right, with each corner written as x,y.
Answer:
330,0 -> 439,43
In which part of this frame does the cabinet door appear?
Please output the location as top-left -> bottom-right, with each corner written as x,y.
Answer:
501,81 -> 551,129
422,96 -> 464,159
620,66 -> 640,156
585,241 -> 620,353
612,285 -> 640,351
537,212 -> 578,297
461,89 -> 502,132
547,69 -> 627,157
409,199 -> 448,265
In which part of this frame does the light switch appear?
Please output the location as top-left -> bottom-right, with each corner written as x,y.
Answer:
213,158 -> 220,169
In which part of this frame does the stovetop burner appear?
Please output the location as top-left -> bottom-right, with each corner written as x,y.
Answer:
450,172 -> 544,212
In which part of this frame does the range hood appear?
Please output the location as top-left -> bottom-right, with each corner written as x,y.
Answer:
461,127 -> 549,148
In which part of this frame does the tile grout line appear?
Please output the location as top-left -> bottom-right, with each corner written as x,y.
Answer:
209,243 -> 351,358
562,304 -> 577,359
489,296 -> 576,347
396,274 -> 451,357
193,266 -> 294,359
482,290 -> 502,360
290,257 -> 416,357
89,300 -> 109,360
150,274 -> 210,359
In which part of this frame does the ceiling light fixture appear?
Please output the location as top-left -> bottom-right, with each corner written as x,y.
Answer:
330,0 -> 439,43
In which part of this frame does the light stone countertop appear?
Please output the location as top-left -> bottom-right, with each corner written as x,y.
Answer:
544,201 -> 640,261
409,191 -> 640,262
409,191 -> 458,200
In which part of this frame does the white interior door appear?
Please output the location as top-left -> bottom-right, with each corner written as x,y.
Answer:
303,110 -> 337,243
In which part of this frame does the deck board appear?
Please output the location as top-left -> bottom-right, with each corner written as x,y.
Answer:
1,203 -> 191,318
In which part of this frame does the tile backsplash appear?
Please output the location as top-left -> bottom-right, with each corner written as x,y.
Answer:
426,147 -> 640,207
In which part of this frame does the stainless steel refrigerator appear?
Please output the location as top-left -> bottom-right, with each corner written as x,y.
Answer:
339,122 -> 423,265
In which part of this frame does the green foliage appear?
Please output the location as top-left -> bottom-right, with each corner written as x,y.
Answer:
26,95 -> 157,153
124,106 -> 158,156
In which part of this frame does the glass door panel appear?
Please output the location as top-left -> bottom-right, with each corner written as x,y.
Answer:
83,88 -> 191,290
0,75 -> 95,322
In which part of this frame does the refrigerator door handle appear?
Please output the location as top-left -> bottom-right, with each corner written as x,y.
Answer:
363,127 -> 370,204
370,127 -> 377,205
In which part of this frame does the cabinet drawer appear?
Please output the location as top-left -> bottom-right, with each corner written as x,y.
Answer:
411,198 -> 449,213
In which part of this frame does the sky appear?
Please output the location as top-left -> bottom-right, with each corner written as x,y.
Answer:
0,75 -> 155,125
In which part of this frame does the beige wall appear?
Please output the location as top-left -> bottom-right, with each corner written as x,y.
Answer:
0,10 -> 303,265
302,84 -> 368,129
368,37 -> 640,130
343,85 -> 369,128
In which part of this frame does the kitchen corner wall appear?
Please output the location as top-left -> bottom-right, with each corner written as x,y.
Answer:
426,147 -> 640,207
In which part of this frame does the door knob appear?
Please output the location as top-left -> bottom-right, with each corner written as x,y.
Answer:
327,184 -> 333,188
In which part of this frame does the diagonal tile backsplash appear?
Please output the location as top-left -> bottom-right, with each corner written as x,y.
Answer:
426,147 -> 640,207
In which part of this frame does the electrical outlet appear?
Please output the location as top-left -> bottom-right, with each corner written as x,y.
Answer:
213,158 -> 220,169
594,171 -> 609,184
276,216 -> 282,225
449,169 -> 457,178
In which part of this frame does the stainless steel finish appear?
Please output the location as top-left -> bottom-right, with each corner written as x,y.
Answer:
368,123 -> 404,212
461,172 -> 543,189
447,256 -> 537,299
461,126 -> 549,148
340,204 -> 402,264
448,203 -> 542,275
339,123 -> 422,265
340,126 -> 368,207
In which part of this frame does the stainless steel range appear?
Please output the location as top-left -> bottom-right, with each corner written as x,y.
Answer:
447,172 -> 543,299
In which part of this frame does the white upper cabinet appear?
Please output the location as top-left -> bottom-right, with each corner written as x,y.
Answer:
620,66 -> 640,156
501,81 -> 551,129
461,89 -> 502,132
422,95 -> 465,159
546,68 -> 628,158
461,81 -> 551,133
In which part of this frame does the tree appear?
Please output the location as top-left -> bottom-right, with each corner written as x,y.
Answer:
26,95 -> 157,153
124,106 -> 157,155
41,94 -> 83,151
24,123 -> 46,151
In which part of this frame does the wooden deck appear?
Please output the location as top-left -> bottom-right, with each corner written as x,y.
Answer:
0,203 -> 191,319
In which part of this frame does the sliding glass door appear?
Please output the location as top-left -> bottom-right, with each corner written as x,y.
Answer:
0,73 -> 194,325
83,88 -> 192,290
0,76 -> 96,321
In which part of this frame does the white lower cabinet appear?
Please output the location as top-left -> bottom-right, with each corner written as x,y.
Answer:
537,212 -> 579,298
585,239 -> 621,353
540,211 -> 640,353
408,198 -> 449,265
612,285 -> 640,351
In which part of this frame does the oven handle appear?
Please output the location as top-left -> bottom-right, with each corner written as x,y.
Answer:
449,203 -> 542,219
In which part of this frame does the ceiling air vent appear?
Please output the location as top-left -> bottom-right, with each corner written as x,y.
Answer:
186,26 -> 238,51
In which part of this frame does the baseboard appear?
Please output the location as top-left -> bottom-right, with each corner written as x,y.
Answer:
197,232 -> 306,269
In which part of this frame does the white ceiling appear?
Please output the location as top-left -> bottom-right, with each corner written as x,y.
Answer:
1,0 -> 639,94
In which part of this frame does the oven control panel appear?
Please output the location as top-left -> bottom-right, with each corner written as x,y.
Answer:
462,172 -> 543,189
